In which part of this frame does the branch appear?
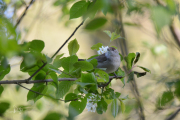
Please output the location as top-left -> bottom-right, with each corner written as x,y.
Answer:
16,83 -> 78,102
0,76 -> 122,85
51,21 -> 84,59
15,0 -> 35,28
165,107 -> 180,120
26,21 -> 84,82
0,78 -> 76,84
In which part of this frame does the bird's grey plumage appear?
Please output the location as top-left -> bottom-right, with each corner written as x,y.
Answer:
78,47 -> 121,73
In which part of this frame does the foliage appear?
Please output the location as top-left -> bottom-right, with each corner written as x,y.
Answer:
1,0 -> 179,119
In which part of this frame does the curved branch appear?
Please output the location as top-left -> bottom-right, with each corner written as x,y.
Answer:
165,107 -> 180,120
15,0 -> 35,28
0,76 -> 122,85
26,21 -> 84,82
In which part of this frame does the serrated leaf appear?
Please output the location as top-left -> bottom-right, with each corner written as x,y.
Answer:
76,82 -> 95,87
127,72 -> 134,83
119,99 -> 125,113
70,1 -> 89,19
134,52 -> 140,64
111,99 -> 119,118
29,40 -> 45,52
0,102 -> 10,116
91,43 -> 103,50
43,112 -> 62,120
85,17 -> 107,30
56,81 -> 74,99
0,85 -> 4,96
124,53 -> 136,70
103,30 -> 111,37
134,71 -> 146,78
68,39 -> 79,56
74,61 -> 93,71
137,66 -> 151,73
69,97 -> 87,118
65,93 -> 78,102
27,85 -> 48,102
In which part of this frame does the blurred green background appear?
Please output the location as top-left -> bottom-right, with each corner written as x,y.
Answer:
1,0 -> 180,120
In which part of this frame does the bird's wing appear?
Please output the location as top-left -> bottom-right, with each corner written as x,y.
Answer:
94,53 -> 107,63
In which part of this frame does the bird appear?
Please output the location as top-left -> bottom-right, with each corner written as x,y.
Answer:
79,47 -> 121,74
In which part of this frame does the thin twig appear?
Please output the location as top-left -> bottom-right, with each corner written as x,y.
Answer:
15,0 -> 35,28
0,76 -> 121,85
51,21 -> 84,59
26,21 -> 84,82
16,83 -> 78,102
0,78 -> 76,84
165,107 -> 180,120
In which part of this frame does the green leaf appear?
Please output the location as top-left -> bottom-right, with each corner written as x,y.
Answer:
70,1 -> 89,19
84,0 -> 103,19
23,53 -> 36,67
68,97 -> 87,118
91,43 -> 103,50
81,73 -> 97,90
27,85 -> 48,102
81,73 -> 96,84
49,72 -> 58,86
111,99 -> 119,118
56,81 -> 74,99
96,70 -> 109,82
85,17 -> 107,30
115,92 -> 121,98
174,81 -> 180,99
134,52 -> 140,64
115,68 -> 125,86
127,72 -> 134,83
0,102 -> 10,116
97,98 -> 108,114
111,31 -> 121,42
61,55 -> 78,72
65,93 -> 78,102
74,61 -> 94,71
119,99 -> 125,113
89,58 -> 98,68
137,66 -> 151,73
0,85 -> 4,96
119,53 -> 123,61
23,114 -> 32,120
68,39 -> 79,56
53,53 -> 64,68
166,0 -> 176,14
76,82 -> 95,87
29,40 -> 45,52
124,53 -> 136,70
157,91 -> 174,107
103,30 -> 111,37
134,72 -> 146,78
151,6 -> 171,34
43,112 -> 62,120
0,64 -> 10,80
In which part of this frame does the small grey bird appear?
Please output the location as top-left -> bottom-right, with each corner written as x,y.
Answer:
79,47 -> 121,73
